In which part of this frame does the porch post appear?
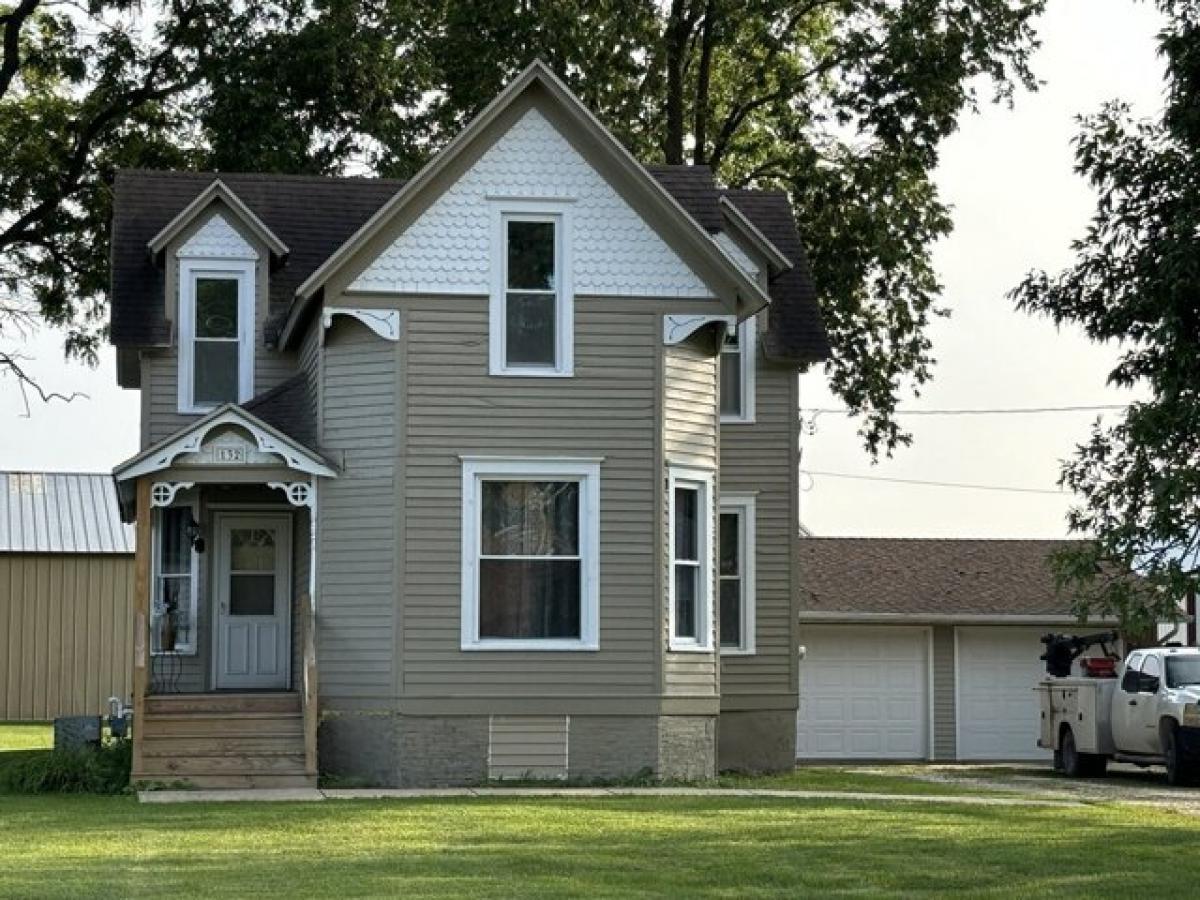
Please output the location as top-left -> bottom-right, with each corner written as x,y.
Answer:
131,477 -> 152,778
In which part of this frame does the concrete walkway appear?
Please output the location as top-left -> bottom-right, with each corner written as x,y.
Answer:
138,785 -> 1084,806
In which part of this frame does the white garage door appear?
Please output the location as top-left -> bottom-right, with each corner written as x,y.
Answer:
796,626 -> 929,759
955,626 -> 1052,761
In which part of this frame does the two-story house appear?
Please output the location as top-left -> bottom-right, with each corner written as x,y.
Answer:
109,62 -> 829,788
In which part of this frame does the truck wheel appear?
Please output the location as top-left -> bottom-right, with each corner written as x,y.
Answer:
1163,723 -> 1192,787
1053,747 -> 1064,772
1061,728 -> 1083,777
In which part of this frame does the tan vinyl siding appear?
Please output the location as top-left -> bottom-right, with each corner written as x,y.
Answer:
719,312 -> 800,710
932,625 -> 956,759
488,715 -> 569,779
0,553 -> 134,720
662,341 -> 719,698
139,205 -> 296,448
401,295 -> 658,699
318,318 -> 397,699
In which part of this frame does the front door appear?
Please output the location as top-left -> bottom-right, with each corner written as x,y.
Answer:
214,513 -> 292,690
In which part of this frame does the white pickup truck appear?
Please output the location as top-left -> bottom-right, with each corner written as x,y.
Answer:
1038,646 -> 1200,784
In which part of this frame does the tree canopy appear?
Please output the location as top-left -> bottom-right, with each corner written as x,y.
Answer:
0,0 -> 1046,452
1011,0 -> 1199,636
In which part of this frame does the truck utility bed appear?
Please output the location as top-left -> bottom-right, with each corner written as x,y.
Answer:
1037,677 -> 1117,756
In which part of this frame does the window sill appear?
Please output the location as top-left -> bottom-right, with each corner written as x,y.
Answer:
461,639 -> 599,652
719,647 -> 757,657
150,647 -> 197,657
668,642 -> 714,654
720,415 -> 756,425
489,367 -> 575,378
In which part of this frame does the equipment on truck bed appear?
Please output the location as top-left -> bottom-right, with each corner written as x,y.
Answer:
1039,630 -> 1120,677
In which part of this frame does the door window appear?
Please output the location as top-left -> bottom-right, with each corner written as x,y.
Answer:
1121,654 -> 1143,693
229,527 -> 277,616
1140,655 -> 1161,693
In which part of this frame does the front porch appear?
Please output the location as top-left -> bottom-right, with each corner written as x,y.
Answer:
114,405 -> 333,788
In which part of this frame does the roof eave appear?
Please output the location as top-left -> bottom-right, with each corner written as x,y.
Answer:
146,179 -> 290,260
719,196 -> 793,276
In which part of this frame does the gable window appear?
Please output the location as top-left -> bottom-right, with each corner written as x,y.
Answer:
152,505 -> 198,655
461,458 -> 599,650
719,316 -> 756,423
719,494 -> 756,655
178,259 -> 254,413
669,467 -> 713,651
490,206 -> 573,376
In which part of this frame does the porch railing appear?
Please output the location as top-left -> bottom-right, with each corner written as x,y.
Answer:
300,594 -> 319,779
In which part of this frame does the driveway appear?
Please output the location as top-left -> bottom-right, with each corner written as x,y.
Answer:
855,762 -> 1200,811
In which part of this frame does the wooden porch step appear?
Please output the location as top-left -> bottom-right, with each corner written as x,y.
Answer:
141,735 -> 306,758
138,774 -> 317,790
144,692 -> 301,716
138,754 -> 308,777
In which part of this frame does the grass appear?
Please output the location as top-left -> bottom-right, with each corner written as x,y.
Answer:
0,721 -> 52,751
0,793 -> 1198,897
715,766 -> 1013,796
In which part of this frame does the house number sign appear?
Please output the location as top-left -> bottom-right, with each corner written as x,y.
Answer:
213,446 -> 247,463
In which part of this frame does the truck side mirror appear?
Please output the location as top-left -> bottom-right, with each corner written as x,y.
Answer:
1142,674 -> 1161,693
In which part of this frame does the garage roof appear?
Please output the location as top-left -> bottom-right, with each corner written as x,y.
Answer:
0,472 -> 134,554
799,538 -> 1088,618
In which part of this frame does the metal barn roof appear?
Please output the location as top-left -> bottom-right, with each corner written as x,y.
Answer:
0,472 -> 134,554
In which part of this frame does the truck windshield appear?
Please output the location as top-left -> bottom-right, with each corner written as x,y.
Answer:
1165,657 -> 1200,688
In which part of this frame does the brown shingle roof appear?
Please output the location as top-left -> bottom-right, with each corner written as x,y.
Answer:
110,164 -> 830,364
110,170 -> 403,346
241,374 -> 315,451
798,538 -> 1090,618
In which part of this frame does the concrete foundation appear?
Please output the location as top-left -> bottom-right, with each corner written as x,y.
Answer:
717,708 -> 797,773
318,711 -> 720,786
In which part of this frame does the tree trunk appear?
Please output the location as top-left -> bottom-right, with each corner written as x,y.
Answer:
662,0 -> 692,165
692,0 -> 717,166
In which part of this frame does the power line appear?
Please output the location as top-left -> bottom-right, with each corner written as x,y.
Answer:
800,469 -> 1067,496
801,404 -> 1127,417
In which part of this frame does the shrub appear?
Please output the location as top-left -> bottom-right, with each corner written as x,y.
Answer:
0,739 -> 131,795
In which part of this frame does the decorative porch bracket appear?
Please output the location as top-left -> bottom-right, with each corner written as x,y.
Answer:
149,481 -> 194,507
267,481 -> 315,508
663,314 -> 734,346
321,307 -> 401,343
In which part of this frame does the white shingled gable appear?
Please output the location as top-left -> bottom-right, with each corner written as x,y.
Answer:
350,109 -> 714,298
177,212 -> 259,260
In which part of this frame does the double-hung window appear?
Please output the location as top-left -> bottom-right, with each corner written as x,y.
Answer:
719,316 -> 756,423
490,206 -> 573,376
152,506 -> 198,654
178,259 -> 254,413
718,494 -> 756,654
461,458 -> 600,650
669,468 -> 713,651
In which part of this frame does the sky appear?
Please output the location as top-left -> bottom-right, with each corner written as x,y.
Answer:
0,0 -> 1169,540
798,0 -> 1166,538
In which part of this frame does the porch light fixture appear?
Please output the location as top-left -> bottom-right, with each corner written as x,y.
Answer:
184,515 -> 206,554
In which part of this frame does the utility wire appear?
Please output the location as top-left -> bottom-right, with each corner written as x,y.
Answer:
800,469 -> 1067,495
801,403 -> 1127,417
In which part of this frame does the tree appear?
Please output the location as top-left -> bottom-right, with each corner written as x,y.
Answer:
1,0 -> 1047,455
1011,1 -> 1200,636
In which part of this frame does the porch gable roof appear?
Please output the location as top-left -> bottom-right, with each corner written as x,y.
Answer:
113,404 -> 336,519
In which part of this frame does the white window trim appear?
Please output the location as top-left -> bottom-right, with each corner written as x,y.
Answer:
489,201 -> 574,377
177,258 -> 255,414
151,502 -> 200,656
719,493 -> 757,656
720,315 -> 757,424
460,457 -> 600,651
668,466 -> 715,652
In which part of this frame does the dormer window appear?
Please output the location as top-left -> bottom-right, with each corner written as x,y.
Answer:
490,205 -> 573,376
178,259 -> 254,413
719,316 -> 756,423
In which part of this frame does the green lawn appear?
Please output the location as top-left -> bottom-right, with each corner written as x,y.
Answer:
0,722 -> 52,751
714,766 -> 1011,796
1,794 -> 1198,898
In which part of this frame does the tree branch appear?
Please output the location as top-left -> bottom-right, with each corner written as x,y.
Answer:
0,0 -> 40,102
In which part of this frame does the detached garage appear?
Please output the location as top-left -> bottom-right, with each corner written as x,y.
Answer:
0,472 -> 135,720
797,539 -> 1101,762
